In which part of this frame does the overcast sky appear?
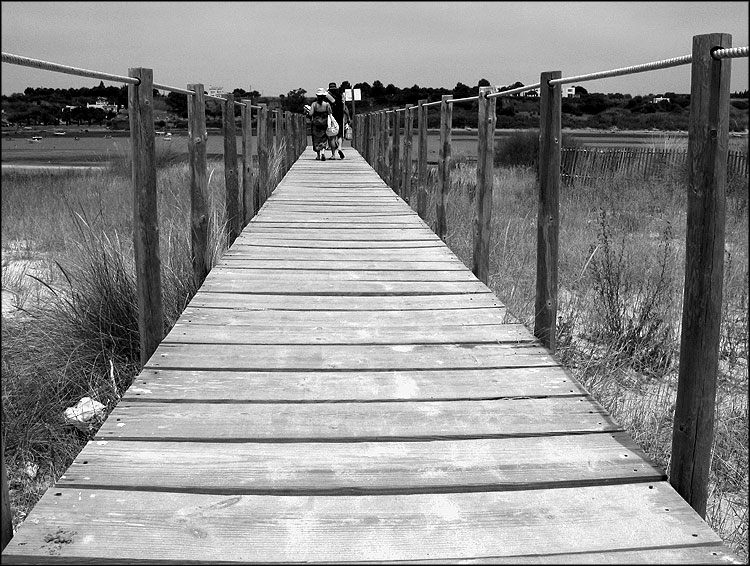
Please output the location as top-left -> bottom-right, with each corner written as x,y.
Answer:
2,1 -> 748,98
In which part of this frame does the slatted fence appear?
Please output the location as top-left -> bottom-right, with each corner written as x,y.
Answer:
560,146 -> 748,182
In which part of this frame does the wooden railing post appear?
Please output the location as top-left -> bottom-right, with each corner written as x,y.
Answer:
472,86 -> 497,285
385,110 -> 393,185
377,111 -> 385,178
187,83 -> 210,289
222,93 -> 240,245
403,104 -> 414,205
240,99 -> 256,225
391,110 -> 401,197
128,68 -> 164,367
417,99 -> 428,219
368,113 -> 376,166
286,111 -> 295,168
534,71 -> 562,351
670,32 -> 732,519
274,109 -> 282,181
437,94 -> 453,241
257,103 -> 269,207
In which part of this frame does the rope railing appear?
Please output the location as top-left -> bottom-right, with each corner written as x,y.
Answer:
713,46 -> 749,59
548,54 -> 692,86
2,52 -> 253,108
486,82 -> 541,99
2,51 -> 139,85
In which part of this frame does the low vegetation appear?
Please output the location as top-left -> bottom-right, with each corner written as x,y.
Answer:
1,132 -> 747,560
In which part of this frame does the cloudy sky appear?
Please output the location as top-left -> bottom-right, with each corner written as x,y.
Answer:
2,1 -> 748,97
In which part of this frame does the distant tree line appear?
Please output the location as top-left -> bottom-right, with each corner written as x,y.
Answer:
3,79 -> 748,131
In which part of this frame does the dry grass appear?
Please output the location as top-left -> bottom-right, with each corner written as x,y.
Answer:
411,151 -> 748,560
1,142 -> 287,535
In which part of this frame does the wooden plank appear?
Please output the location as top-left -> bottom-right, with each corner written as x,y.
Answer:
221,248 -> 462,260
2,483 -> 725,563
161,322 -> 534,345
95,397 -> 620,441
201,268 -> 479,281
146,342 -> 554,371
58,432 -> 663,494
197,279 -> 491,295
187,292 -> 502,310
123,366 -> 584,402
228,239 -> 446,249
214,259 -> 472,271
178,306 -> 507,326
187,82 -> 210,289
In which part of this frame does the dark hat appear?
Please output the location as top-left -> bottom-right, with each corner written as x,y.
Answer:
328,82 -> 337,89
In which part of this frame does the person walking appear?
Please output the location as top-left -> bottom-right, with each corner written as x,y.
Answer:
309,88 -> 333,161
327,82 -> 349,160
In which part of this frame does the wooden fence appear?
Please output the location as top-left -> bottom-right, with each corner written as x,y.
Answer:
0,53 -> 308,552
561,147 -> 748,182
352,34 -> 748,522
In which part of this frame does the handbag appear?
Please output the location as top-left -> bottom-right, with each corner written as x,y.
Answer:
344,124 -> 352,140
326,114 -> 339,137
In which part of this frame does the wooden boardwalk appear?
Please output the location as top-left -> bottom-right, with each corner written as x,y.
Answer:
2,147 -> 740,564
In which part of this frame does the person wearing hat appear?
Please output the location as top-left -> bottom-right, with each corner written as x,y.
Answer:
310,87 -> 333,160
327,82 -> 350,160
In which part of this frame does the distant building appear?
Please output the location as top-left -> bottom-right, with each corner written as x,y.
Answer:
523,88 -> 540,97
86,97 -> 118,113
564,86 -> 576,98
207,86 -> 226,97
652,96 -> 670,104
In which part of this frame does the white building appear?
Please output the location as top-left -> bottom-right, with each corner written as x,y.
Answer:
207,86 -> 226,97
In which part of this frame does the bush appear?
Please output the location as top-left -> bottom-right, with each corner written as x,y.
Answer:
494,130 -> 583,167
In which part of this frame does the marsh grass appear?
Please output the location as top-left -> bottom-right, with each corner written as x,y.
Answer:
413,148 -> 748,560
1,141 -> 287,532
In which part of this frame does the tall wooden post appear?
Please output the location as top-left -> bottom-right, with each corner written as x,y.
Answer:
257,103 -> 269,207
187,83 -> 210,289
417,99 -> 428,220
403,104 -> 414,205
670,32 -> 732,519
240,99 -> 255,225
273,109 -> 282,179
377,111 -> 385,178
128,68 -> 164,367
286,111 -> 295,168
371,113 -> 378,169
391,110 -> 401,196
437,95 -> 453,241
383,110 -> 392,185
472,86 -> 497,285
222,94 -> 240,245
534,71 -> 562,352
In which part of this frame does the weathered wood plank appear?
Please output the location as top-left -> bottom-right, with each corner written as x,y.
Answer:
198,279 -> 491,295
58,432 -> 663,494
163,320 -> 529,342
2,483 -> 725,563
178,306 -> 507,326
161,322 -> 533,345
146,342 -> 555,371
213,259 -> 471,271
198,268 -> 479,281
187,292 -> 502,310
96,397 -> 618,441
123,366 -> 583,402
228,239 -> 446,249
